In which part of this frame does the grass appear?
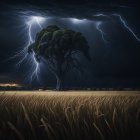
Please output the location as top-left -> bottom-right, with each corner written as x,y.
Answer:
0,91 -> 139,140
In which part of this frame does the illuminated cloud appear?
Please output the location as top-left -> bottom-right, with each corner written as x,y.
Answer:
26,16 -> 46,29
70,18 -> 88,24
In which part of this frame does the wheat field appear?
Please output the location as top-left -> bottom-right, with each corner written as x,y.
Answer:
0,91 -> 140,140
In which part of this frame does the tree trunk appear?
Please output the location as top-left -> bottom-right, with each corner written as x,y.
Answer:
55,59 -> 64,90
56,75 -> 62,90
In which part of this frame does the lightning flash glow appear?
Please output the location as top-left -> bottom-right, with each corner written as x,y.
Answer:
96,22 -> 109,43
93,13 -> 140,43
70,18 -> 88,24
112,14 -> 140,42
26,16 -> 46,82
14,13 -> 140,83
15,16 -> 46,83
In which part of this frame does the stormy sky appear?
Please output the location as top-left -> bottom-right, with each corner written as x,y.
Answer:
0,0 -> 140,88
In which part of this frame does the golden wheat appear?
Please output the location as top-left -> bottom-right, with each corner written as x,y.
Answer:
0,92 -> 139,140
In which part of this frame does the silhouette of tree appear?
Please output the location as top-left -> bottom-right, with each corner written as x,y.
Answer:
28,25 -> 90,90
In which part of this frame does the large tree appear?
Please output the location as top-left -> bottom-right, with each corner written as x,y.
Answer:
28,25 -> 90,90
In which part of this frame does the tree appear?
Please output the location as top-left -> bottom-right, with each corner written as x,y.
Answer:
28,25 -> 90,90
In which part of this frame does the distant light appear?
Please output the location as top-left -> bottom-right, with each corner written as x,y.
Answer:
70,18 -> 88,24
0,83 -> 20,87
94,14 -> 108,17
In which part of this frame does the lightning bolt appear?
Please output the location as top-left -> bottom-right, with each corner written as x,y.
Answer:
96,22 -> 109,43
112,14 -> 140,42
30,52 -> 40,82
14,16 -> 46,83
93,13 -> 140,43
93,14 -> 110,44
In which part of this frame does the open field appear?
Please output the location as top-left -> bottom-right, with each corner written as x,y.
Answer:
0,91 -> 140,140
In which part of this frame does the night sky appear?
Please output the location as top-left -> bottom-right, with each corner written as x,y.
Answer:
0,0 -> 140,88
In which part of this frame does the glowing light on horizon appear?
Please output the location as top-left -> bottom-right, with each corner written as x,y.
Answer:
0,83 -> 20,87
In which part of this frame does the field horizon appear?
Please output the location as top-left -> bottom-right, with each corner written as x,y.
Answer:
0,90 -> 140,94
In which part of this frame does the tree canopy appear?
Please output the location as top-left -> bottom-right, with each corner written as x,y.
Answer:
28,25 -> 90,90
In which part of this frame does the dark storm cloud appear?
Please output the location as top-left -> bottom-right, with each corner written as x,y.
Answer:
0,74 -> 20,83
1,0 -> 140,7
0,0 -> 139,21
0,0 -> 140,88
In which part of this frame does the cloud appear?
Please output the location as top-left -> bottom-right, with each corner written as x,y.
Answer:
0,3 -> 135,22
0,74 -> 19,83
